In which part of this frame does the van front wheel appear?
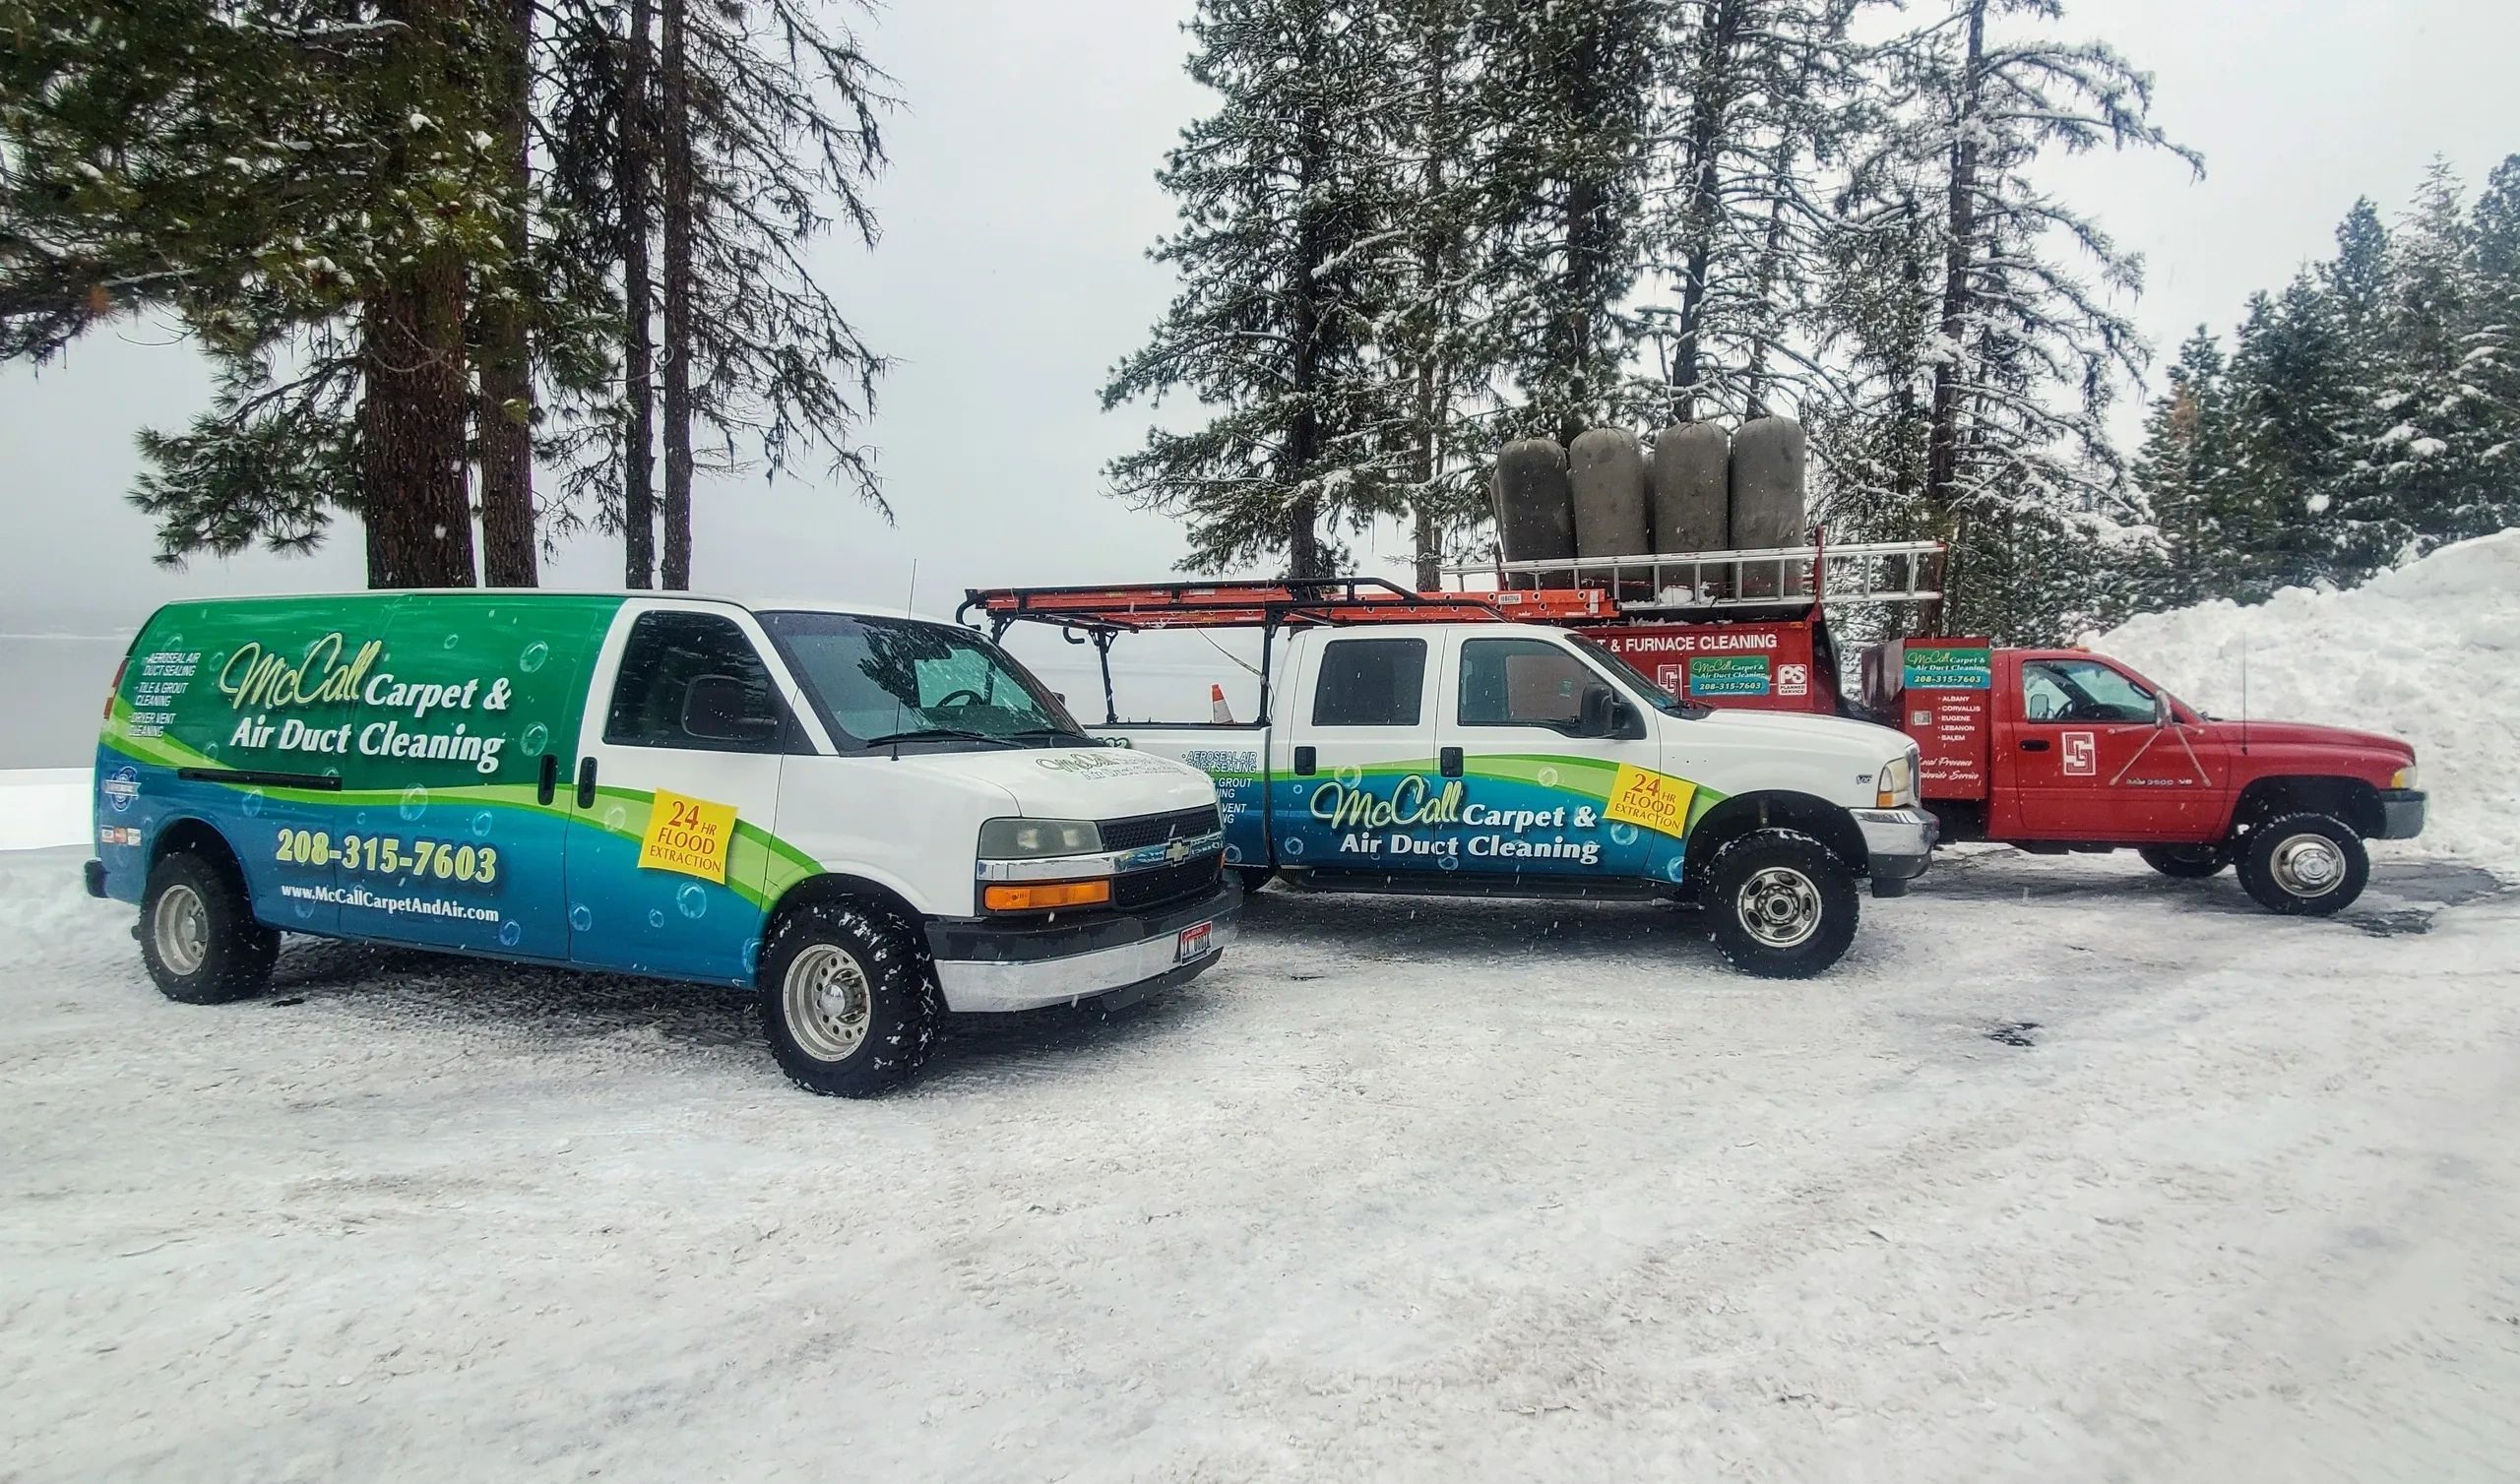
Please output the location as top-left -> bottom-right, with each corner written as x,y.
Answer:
140,849 -> 279,1004
758,901 -> 941,1096
1702,829 -> 1859,979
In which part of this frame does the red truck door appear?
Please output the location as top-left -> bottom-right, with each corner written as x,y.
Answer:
1994,652 -> 2230,842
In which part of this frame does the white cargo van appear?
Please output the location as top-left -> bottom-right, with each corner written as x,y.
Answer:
89,591 -> 1237,1095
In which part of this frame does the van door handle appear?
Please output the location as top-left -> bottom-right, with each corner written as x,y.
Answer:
1292,745 -> 1316,776
2019,738 -> 2051,752
575,757 -> 598,808
536,753 -> 559,806
1438,746 -> 1463,778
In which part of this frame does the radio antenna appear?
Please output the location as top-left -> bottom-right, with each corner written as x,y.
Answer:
888,559 -> 919,761
2238,632 -> 2249,756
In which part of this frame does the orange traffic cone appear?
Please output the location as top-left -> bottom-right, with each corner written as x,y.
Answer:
1210,684 -> 1235,724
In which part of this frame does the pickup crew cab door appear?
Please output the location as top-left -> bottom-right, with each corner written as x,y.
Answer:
564,602 -> 799,983
1433,633 -> 1654,882
1272,632 -> 1441,874
1999,654 -> 2229,841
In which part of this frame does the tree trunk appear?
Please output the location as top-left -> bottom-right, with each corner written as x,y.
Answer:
1922,0 -> 1986,619
619,0 -> 657,588
658,0 -> 695,590
476,0 -> 538,587
361,0 -> 474,589
1411,16 -> 1455,593
1670,0 -> 1743,423
361,260 -> 475,587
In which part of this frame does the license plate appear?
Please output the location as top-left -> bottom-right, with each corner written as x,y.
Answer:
1175,920 -> 1215,963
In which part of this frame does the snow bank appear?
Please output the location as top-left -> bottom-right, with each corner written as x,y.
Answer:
0,768 -> 89,851
2095,530 -> 2520,874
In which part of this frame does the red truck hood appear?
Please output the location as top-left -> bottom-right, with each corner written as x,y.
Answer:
2193,717 -> 2413,762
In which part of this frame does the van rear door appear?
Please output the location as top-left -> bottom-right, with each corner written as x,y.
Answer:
563,602 -> 797,984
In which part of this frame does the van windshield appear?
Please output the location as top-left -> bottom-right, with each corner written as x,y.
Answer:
759,612 -> 1089,752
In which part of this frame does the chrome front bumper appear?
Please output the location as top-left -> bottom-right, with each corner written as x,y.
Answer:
926,882 -> 1241,1015
1852,807 -> 1938,897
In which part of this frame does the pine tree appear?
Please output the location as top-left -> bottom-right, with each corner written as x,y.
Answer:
3,0 -> 511,585
1470,0 -> 1659,444
2130,327 -> 2227,605
1103,0 -> 1405,578
1844,0 -> 2199,639
2217,277 -> 2352,594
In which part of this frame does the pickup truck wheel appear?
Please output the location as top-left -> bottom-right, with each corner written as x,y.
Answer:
1703,829 -> 1859,979
1233,867 -> 1274,895
140,849 -> 280,1004
2236,813 -> 2367,916
2138,844 -> 2230,879
758,902 -> 941,1096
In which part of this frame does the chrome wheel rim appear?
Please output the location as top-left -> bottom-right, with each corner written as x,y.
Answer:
782,944 -> 872,1062
2269,834 -> 2346,897
153,884 -> 210,976
1736,866 -> 1823,950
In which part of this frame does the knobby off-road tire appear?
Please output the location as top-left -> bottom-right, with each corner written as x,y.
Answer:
140,848 -> 280,1004
1702,828 -> 1860,979
2139,843 -> 2230,880
758,900 -> 942,1097
2236,812 -> 2368,916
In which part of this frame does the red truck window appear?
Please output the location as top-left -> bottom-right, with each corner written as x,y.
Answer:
2019,658 -> 2157,726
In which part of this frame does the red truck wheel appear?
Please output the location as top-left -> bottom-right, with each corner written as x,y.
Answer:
2138,844 -> 2229,880
2236,813 -> 2368,916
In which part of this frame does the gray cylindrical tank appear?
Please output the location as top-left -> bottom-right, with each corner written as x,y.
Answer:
1567,428 -> 1649,558
1649,422 -> 1730,553
1491,438 -> 1574,566
1728,415 -> 1808,548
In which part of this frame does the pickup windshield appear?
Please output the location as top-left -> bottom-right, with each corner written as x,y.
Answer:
760,612 -> 1089,751
1568,634 -> 1712,718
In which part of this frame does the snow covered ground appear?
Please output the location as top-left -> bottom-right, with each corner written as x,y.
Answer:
3,838 -> 2516,1482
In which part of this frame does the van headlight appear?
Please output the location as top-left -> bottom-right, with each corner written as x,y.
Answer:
978,817 -> 1102,858
2390,764 -> 2418,790
1875,752 -> 1918,809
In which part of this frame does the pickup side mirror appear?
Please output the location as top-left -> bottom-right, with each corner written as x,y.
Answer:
1608,697 -> 1647,740
2153,689 -> 2173,727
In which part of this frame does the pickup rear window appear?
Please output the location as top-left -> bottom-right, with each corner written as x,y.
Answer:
1311,639 -> 1426,727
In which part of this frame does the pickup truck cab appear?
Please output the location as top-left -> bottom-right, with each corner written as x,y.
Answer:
1864,638 -> 2425,915
90,591 -> 1237,1095
968,584 -> 1936,978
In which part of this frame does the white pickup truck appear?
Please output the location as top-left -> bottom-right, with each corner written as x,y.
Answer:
968,583 -> 1936,977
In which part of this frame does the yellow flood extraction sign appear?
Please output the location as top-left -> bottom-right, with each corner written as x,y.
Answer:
1605,764 -> 1697,838
638,789 -> 737,883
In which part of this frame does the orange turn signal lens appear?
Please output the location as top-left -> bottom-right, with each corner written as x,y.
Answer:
983,879 -> 1113,912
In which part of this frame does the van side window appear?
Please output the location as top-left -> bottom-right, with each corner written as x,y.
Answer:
1459,638 -> 1599,730
605,611 -> 787,753
1310,639 -> 1427,728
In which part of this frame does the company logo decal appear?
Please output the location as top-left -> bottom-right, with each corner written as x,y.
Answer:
103,765 -> 141,814
2062,732 -> 2097,776
639,790 -> 737,883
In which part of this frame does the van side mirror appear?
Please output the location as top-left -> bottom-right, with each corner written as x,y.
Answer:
682,673 -> 781,745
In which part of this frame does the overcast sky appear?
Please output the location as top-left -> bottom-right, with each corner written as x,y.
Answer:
4,0 -> 2515,637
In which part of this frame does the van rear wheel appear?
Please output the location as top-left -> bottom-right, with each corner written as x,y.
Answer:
1702,829 -> 1859,979
758,901 -> 941,1096
140,849 -> 279,1004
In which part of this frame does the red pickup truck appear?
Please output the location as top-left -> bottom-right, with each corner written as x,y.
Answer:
1470,536 -> 2427,916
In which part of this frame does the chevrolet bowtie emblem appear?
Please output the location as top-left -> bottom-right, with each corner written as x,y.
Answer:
1165,838 -> 1190,863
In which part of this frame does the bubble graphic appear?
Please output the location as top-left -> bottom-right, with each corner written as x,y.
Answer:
648,909 -> 666,929
442,632 -> 462,649
1608,822 -> 1639,846
1282,835 -> 1305,857
521,722 -> 549,756
1438,854 -> 1459,872
676,883 -> 707,919
519,640 -> 550,673
1224,845 -> 1243,865
1537,766 -> 1561,788
472,810 -> 496,838
399,784 -> 429,821
291,897 -> 317,921
323,766 -> 341,780
205,742 -> 220,758
739,938 -> 764,973
569,903 -> 593,932
1666,857 -> 1692,884
1335,764 -> 1363,788
240,788 -> 266,818
499,919 -> 524,948
354,811 -> 369,829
